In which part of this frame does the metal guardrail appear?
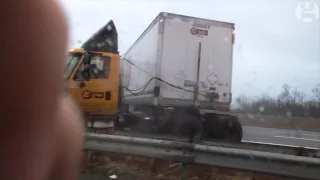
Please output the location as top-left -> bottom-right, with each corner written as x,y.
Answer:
204,140 -> 320,158
113,130 -> 320,158
85,133 -> 320,180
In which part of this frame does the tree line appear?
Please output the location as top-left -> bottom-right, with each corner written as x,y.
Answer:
234,84 -> 320,118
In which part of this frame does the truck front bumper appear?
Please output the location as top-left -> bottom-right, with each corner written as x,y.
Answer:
83,114 -> 117,133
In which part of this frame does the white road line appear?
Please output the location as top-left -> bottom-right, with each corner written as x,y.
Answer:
272,131 -> 320,137
242,140 -> 299,147
242,140 -> 317,149
274,135 -> 320,142
303,134 -> 320,137
272,131 -> 290,134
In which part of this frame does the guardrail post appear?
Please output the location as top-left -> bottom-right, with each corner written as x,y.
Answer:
149,158 -> 162,173
179,163 -> 189,180
178,137 -> 197,180
87,150 -> 92,161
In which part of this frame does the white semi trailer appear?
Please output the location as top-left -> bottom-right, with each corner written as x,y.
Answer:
119,12 -> 242,142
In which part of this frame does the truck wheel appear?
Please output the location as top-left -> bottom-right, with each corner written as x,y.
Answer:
174,114 -> 203,141
224,116 -> 243,142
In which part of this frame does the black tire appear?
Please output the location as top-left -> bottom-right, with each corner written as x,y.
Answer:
224,115 -> 243,142
173,113 -> 203,141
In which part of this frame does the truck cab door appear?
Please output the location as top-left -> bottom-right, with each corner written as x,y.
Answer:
68,53 -> 119,116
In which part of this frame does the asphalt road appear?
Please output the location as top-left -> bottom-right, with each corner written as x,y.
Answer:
114,126 -> 320,149
242,126 -> 320,149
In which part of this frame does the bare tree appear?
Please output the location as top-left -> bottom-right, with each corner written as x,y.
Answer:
236,94 -> 251,110
312,85 -> 320,102
292,89 -> 305,105
278,84 -> 291,102
234,84 -> 319,118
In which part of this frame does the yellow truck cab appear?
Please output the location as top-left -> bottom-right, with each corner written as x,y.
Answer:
65,20 -> 120,132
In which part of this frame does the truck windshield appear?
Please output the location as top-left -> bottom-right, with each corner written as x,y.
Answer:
65,53 -> 82,79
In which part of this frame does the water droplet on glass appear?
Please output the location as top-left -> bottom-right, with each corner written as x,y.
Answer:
107,24 -> 112,31
295,126 -> 302,131
248,114 -> 255,119
97,43 -> 104,48
189,19 -> 195,25
106,38 -> 114,47
172,17 -> 183,23
286,111 -> 292,117
259,106 -> 265,112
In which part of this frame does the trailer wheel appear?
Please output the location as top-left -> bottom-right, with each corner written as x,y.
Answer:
174,114 -> 203,141
224,116 -> 243,142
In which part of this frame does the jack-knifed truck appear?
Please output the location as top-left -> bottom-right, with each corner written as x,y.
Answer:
65,12 -> 243,142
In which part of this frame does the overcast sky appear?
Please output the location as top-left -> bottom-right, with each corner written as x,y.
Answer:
59,0 -> 320,100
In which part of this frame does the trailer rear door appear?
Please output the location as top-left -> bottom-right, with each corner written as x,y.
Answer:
160,14 -> 234,109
